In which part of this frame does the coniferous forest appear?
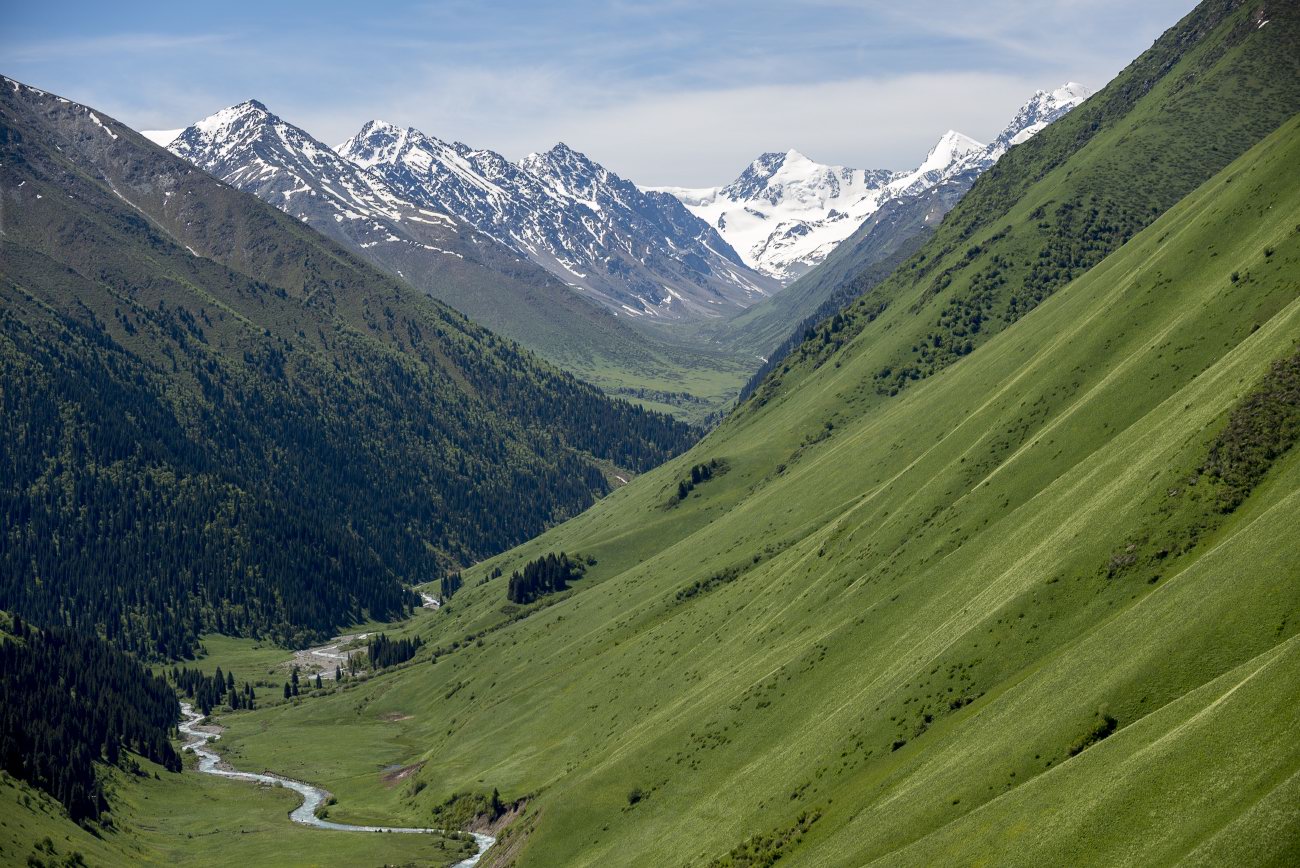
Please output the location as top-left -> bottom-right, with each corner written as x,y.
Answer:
0,82 -> 696,660
173,666 -> 257,715
366,633 -> 424,669
0,617 -> 180,823
506,553 -> 587,604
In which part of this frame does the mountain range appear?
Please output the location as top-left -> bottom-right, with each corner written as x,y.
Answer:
4,0 -> 1300,865
338,124 -> 776,318
151,101 -> 762,420
144,81 -> 1089,419
653,83 -> 1092,282
151,81 -> 1087,324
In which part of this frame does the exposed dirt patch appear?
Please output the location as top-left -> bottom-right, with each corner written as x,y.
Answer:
378,711 -> 413,722
282,631 -> 371,681
476,801 -> 534,868
381,761 -> 425,787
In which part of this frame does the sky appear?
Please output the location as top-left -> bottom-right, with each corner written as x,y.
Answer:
2,0 -> 1198,186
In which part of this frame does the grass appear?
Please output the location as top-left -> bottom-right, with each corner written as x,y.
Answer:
0,758 -> 475,868
9,5 -> 1300,865
171,109 -> 1300,866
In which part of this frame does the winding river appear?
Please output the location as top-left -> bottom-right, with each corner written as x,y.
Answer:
178,703 -> 495,866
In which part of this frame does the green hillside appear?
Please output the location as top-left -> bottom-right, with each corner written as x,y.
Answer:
132,2 -> 1300,863
716,176 -> 962,363
203,104 -> 1300,868
748,0 -> 1300,408
5,1 -> 1299,865
0,77 -> 694,658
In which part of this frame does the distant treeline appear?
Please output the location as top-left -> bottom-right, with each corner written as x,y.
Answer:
440,572 -> 464,600
0,299 -> 694,659
507,553 -> 587,605
368,633 -> 424,669
0,616 -> 180,823
173,665 -> 257,715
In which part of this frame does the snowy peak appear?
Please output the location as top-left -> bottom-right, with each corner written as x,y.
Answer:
337,119 -> 405,159
996,81 -> 1092,148
948,81 -> 1094,176
167,99 -> 457,237
340,124 -> 774,319
659,82 -> 1088,282
188,99 -> 272,143
915,130 -> 984,176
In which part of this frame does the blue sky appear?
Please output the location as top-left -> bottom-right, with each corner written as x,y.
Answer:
3,0 -> 1197,185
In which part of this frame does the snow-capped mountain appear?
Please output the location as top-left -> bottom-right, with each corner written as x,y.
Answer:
167,100 -> 469,258
338,124 -> 777,319
159,100 -> 657,365
948,82 -> 1093,176
654,83 -> 1091,282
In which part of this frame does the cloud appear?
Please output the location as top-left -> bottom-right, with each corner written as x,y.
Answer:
2,31 -> 232,63
303,69 -> 1053,187
2,0 -> 1197,185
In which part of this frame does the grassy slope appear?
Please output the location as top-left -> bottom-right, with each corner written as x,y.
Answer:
713,178 -> 959,358
193,104 -> 1300,866
0,758 -> 475,868
747,0 -> 1300,409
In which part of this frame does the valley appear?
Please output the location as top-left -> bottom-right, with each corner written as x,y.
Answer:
2,0 -> 1298,865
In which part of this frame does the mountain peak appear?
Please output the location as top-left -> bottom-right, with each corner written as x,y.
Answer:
519,142 -> 603,180
916,130 -> 983,174
989,82 -> 1092,152
1052,81 -> 1092,102
358,118 -> 401,137
188,99 -> 276,142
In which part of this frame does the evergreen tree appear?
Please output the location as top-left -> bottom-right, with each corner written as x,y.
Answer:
0,623 -> 180,822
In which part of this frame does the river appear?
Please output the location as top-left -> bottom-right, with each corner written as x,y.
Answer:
178,703 -> 495,866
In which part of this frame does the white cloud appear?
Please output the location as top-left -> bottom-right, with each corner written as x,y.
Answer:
307,70 -> 1054,187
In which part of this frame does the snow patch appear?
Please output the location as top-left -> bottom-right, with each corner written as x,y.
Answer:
141,128 -> 184,147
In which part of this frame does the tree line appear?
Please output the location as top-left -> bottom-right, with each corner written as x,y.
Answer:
0,615 -> 180,823
172,665 -> 257,715
367,633 -> 424,669
507,553 -> 587,605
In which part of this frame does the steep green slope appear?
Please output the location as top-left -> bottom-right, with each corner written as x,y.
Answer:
748,0 -> 1300,407
192,85 -> 1300,868
0,77 -> 694,657
719,176 -> 964,361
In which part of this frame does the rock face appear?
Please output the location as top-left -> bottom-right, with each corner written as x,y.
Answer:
654,83 -> 1092,282
159,100 -> 680,379
338,125 -> 777,319
168,100 -> 487,270
160,83 -> 1088,318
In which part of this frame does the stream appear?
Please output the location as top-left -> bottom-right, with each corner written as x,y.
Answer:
178,703 -> 495,866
